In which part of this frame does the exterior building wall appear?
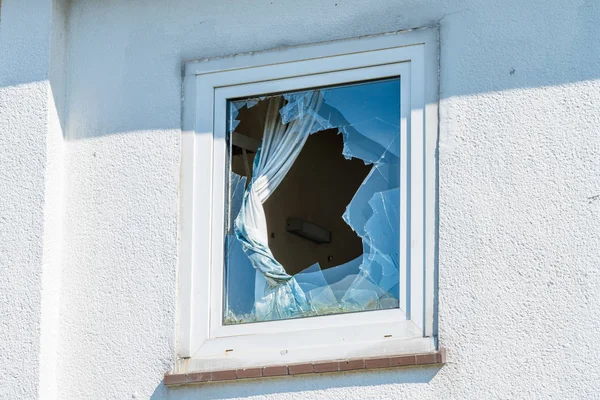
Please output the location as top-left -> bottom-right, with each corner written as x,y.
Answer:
1,0 -> 600,399
0,0 -> 67,399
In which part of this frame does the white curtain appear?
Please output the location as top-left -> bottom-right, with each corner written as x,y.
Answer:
234,92 -> 323,321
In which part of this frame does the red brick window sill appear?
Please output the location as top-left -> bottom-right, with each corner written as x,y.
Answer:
164,349 -> 446,386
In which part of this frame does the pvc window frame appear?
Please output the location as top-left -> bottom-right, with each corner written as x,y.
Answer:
179,28 -> 438,373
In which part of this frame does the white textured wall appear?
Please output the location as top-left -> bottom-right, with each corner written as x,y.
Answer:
2,0 -> 599,399
0,0 -> 67,399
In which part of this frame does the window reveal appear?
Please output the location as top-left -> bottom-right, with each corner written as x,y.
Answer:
224,78 -> 401,324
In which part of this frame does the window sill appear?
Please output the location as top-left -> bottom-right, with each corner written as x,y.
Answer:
164,348 -> 446,386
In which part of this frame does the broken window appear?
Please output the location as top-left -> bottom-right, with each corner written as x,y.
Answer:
223,77 -> 401,324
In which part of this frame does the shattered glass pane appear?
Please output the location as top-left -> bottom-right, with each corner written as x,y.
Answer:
224,77 -> 401,324
224,172 -> 255,321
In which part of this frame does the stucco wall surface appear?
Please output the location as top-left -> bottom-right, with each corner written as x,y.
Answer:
0,0 -> 67,398
2,0 -> 599,398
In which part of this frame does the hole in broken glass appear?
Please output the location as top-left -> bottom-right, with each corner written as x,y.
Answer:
223,77 -> 401,325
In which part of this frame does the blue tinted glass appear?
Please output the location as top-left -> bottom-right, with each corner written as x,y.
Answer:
224,77 -> 400,324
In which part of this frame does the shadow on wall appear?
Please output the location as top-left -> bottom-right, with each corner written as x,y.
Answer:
150,366 -> 442,400
1,1 -> 597,140
3,1 -> 600,399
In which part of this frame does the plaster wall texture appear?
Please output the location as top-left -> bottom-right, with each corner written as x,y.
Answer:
1,0 -> 599,399
39,1 -> 69,398
0,0 -> 67,399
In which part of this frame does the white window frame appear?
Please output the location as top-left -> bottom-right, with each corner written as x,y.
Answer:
179,28 -> 438,373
